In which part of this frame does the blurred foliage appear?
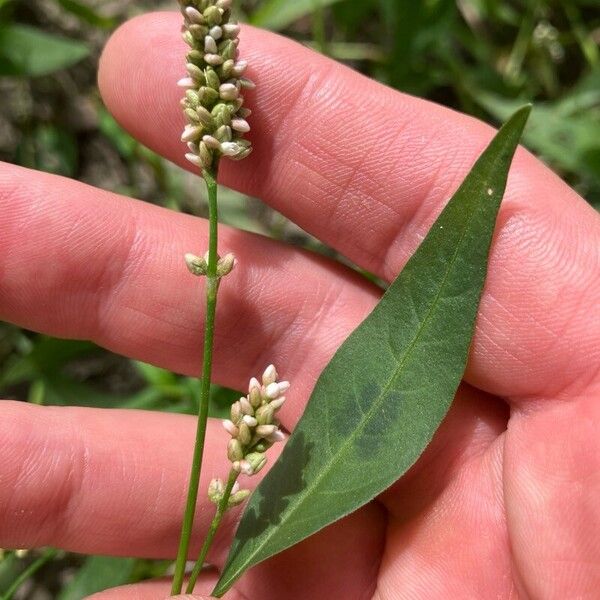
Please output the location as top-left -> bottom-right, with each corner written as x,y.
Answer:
0,0 -> 598,597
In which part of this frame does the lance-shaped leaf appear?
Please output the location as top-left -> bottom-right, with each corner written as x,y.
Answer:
214,106 -> 531,596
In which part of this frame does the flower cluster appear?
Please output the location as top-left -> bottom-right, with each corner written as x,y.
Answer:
184,250 -> 236,277
223,365 -> 288,476
177,0 -> 253,170
207,478 -> 250,508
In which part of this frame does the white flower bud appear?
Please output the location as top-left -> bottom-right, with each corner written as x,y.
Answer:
266,430 -> 286,443
216,0 -> 233,10
248,377 -> 261,393
231,118 -> 250,133
239,460 -> 253,475
204,35 -> 218,54
222,419 -> 239,437
231,60 -> 248,77
278,381 -> 291,394
177,77 -> 196,88
185,6 -> 205,24
205,53 -> 224,66
265,382 -> 281,399
185,153 -> 203,168
269,396 -> 286,410
181,125 -> 203,142
240,397 -> 253,414
256,424 -> 277,437
219,83 -> 239,100
209,25 -> 223,40
242,415 -> 257,427
262,365 -> 278,385
220,141 -> 241,156
223,23 -> 241,37
202,135 -> 221,150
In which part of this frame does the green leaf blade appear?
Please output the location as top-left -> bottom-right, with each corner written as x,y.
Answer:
0,25 -> 89,77
250,0 -> 344,30
214,106 -> 531,596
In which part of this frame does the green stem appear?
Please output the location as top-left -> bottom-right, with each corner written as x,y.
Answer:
171,164 -> 220,596
186,469 -> 239,594
1,548 -> 58,600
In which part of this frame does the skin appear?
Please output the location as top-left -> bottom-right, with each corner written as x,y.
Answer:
0,12 -> 598,600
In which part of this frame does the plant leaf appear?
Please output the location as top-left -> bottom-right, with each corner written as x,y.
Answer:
250,0 -> 344,30
0,24 -> 89,77
213,105 -> 531,596
57,556 -> 136,600
53,0 -> 117,30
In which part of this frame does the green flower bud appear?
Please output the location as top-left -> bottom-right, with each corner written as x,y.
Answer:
227,438 -> 244,462
186,49 -> 204,63
230,400 -> 242,423
189,24 -> 208,39
212,104 -> 232,127
185,89 -> 201,106
245,452 -> 267,475
208,478 -> 224,504
238,422 -> 252,445
204,5 -> 222,26
217,253 -> 236,277
185,253 -> 207,276
199,141 -> 213,169
220,40 -> 237,61
228,489 -> 250,508
200,86 -> 220,105
214,125 -> 232,142
195,105 -> 214,127
255,404 -> 274,425
220,59 -> 234,78
184,108 -> 201,123
205,68 -> 221,90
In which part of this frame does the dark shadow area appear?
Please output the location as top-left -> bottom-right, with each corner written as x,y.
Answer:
234,431 -> 313,542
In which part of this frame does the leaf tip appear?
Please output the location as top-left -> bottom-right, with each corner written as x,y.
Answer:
504,103 -> 533,135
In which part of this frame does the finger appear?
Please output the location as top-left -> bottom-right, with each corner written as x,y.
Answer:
89,496 -> 384,600
0,401 -> 242,556
0,161 -> 378,426
504,392 -> 600,598
0,400 -> 385,592
87,572 -> 223,600
377,386 -> 514,598
99,13 -> 600,402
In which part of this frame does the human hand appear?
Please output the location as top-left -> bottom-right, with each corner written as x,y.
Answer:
1,12 -> 598,599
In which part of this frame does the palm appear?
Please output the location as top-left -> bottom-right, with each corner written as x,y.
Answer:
1,13 -> 598,600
